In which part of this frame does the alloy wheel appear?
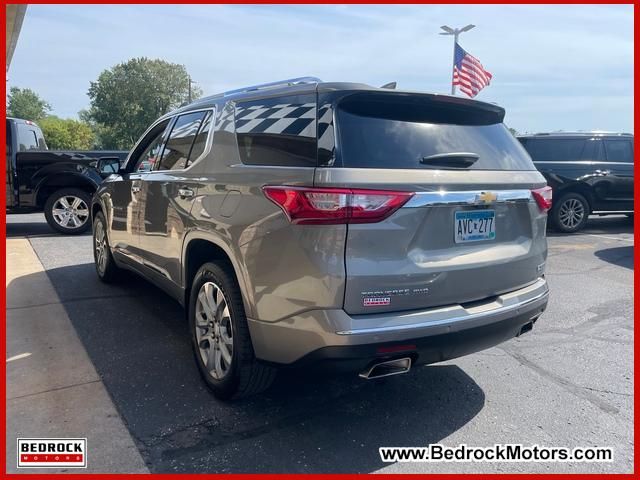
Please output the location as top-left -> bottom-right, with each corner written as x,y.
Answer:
558,198 -> 585,229
195,281 -> 234,379
94,220 -> 108,275
52,196 -> 89,229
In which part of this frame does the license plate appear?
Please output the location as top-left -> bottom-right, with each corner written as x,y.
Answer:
455,210 -> 496,243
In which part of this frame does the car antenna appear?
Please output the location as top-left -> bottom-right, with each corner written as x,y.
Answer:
380,81 -> 397,89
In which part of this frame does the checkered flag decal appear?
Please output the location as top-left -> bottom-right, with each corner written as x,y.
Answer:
317,103 -> 334,152
216,99 -> 336,161
234,102 -> 317,138
217,103 -> 235,133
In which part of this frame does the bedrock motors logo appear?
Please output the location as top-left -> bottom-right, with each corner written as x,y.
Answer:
17,438 -> 87,468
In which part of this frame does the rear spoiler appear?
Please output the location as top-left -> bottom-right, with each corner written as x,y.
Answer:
323,89 -> 505,125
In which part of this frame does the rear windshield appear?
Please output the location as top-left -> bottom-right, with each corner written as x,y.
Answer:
335,97 -> 535,171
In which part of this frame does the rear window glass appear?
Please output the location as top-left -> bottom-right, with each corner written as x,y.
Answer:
17,125 -> 40,152
519,138 -> 586,162
604,140 -> 633,163
335,100 -> 534,170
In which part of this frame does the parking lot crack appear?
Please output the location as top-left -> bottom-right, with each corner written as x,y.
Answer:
8,379 -> 102,401
500,347 -> 619,415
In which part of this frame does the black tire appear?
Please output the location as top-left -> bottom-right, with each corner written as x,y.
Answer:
189,262 -> 276,400
44,188 -> 92,235
92,211 -> 121,283
550,192 -> 590,233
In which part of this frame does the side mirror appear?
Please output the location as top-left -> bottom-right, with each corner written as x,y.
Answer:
96,156 -> 122,175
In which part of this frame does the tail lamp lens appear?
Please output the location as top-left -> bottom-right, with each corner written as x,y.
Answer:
531,186 -> 553,212
262,186 -> 414,225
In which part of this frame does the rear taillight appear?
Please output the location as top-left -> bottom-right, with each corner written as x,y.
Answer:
262,186 -> 414,225
531,186 -> 553,212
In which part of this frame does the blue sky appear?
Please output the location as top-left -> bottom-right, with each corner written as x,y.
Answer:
8,4 -> 634,133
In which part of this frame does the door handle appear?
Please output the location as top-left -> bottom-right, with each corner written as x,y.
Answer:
178,188 -> 194,198
131,185 -> 141,194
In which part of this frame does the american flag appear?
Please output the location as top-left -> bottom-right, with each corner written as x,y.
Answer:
452,42 -> 492,98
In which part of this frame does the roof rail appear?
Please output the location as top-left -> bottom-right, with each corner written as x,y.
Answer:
528,131 -> 633,137
217,77 -> 322,98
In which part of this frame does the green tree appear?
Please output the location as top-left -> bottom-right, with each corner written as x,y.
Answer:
508,127 -> 519,137
86,57 -> 202,149
7,87 -> 51,121
39,116 -> 95,150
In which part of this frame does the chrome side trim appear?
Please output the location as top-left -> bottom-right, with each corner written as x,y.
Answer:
404,189 -> 533,208
337,288 -> 548,336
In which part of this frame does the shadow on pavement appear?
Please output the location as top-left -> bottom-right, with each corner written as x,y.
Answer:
6,221 -> 58,238
594,246 -> 634,270
8,263 -> 486,473
6,217 -> 92,239
547,215 -> 633,237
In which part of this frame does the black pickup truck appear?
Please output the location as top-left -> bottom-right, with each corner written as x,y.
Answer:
6,118 -> 128,234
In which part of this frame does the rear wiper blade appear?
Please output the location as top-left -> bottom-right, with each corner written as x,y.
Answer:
420,152 -> 479,168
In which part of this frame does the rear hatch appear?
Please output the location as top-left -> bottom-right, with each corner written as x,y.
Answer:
316,91 -> 549,315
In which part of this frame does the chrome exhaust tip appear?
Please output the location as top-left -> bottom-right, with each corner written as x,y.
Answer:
359,357 -> 412,380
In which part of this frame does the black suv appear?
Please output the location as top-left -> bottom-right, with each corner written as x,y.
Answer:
518,132 -> 634,232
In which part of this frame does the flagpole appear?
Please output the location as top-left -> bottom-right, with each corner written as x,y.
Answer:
440,24 -> 476,96
451,31 -> 458,95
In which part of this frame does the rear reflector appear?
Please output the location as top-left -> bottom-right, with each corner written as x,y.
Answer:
376,344 -> 417,354
531,186 -> 553,212
262,186 -> 414,225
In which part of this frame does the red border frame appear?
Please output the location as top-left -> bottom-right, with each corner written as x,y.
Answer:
1,2 -> 637,478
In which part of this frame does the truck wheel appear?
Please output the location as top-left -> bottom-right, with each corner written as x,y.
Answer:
44,188 -> 92,234
189,262 -> 276,400
93,211 -> 120,283
550,192 -> 590,233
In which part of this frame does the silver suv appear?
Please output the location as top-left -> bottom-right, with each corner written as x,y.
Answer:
92,77 -> 551,399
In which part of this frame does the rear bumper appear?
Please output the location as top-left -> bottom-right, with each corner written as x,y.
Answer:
247,277 -> 549,367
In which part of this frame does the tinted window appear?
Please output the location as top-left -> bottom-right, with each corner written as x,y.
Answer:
520,138 -> 586,162
158,112 -> 207,171
6,121 -> 12,155
236,95 -> 317,167
16,124 -> 40,151
336,105 -> 533,170
604,140 -> 633,163
580,138 -> 603,161
129,121 -> 170,172
187,111 -> 213,165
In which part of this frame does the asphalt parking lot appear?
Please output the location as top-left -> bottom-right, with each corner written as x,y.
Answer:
6,213 -> 634,473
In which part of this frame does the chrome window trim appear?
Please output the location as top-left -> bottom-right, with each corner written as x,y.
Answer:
404,189 -> 533,208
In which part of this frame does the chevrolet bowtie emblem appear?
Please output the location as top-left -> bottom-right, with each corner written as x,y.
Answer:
476,191 -> 497,204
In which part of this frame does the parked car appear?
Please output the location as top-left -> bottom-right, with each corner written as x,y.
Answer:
6,117 -> 128,234
92,77 -> 550,399
518,132 -> 634,233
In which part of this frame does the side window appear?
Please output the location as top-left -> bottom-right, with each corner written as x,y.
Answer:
157,111 -> 207,171
236,94 -> 317,167
604,140 -> 633,163
16,125 -> 39,151
128,120 -> 170,172
581,138 -> 603,161
6,121 -> 12,155
186,111 -> 213,166
522,138 -> 585,162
